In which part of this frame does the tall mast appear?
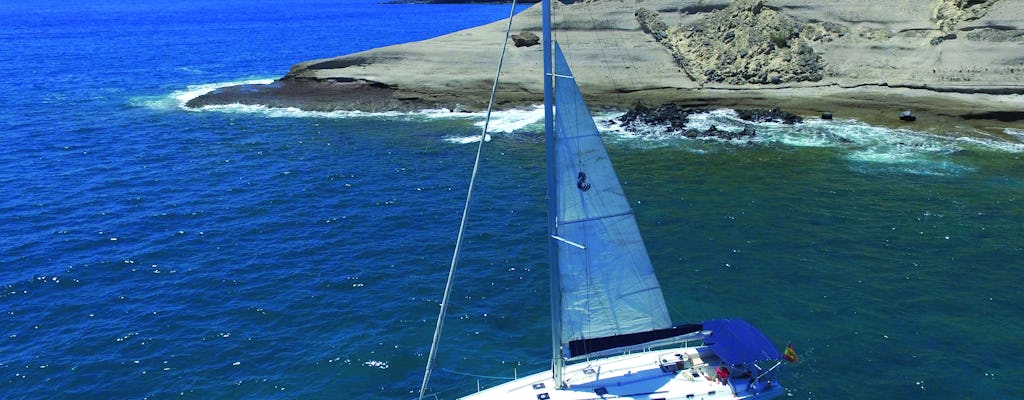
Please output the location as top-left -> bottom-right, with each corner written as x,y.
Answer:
541,0 -> 564,388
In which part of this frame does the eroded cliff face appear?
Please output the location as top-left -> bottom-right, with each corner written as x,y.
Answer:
638,0 -> 831,85
934,0 -> 1002,32
635,0 -> 1022,87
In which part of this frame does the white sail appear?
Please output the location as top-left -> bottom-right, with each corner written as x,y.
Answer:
550,44 -> 672,356
423,2 -> 789,398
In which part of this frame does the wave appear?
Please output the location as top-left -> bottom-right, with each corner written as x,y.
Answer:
160,81 -> 547,129
1007,128 -> 1024,142
602,108 -> 1024,176
441,105 -> 546,143
161,83 -> 1021,174
166,82 -> 546,142
443,133 -> 492,145
129,78 -> 277,111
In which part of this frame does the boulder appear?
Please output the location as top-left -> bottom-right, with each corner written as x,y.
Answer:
511,31 -> 540,47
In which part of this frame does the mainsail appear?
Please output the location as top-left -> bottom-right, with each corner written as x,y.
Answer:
550,45 -> 672,358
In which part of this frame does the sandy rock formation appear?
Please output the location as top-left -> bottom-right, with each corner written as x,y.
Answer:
186,0 -> 1024,134
934,0 -> 1002,33
639,0 -> 826,85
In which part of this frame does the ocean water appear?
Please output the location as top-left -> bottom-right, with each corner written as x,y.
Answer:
1,1 -> 1022,399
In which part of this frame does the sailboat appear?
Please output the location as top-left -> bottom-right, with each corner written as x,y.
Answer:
419,0 -> 790,399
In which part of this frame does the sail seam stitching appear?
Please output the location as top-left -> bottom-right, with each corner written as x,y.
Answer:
558,210 -> 634,226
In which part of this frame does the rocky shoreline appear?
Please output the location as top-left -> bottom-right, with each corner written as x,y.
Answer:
187,0 -> 1024,137
615,104 -> 806,142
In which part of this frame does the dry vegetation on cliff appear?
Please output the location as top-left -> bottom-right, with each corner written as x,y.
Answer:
638,0 -> 830,85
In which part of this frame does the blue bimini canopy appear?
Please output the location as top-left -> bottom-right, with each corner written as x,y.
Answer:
703,319 -> 782,364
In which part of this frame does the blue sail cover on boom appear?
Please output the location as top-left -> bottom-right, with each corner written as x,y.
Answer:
551,43 -> 672,356
703,319 -> 782,364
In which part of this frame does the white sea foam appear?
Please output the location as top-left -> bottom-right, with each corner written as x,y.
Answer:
441,106 -> 544,143
163,82 -> 1024,163
473,105 -> 545,133
363,360 -> 389,369
171,82 -> 548,137
955,134 -> 1024,154
174,78 -> 275,109
1006,128 -> 1024,142
604,108 -> 763,147
598,108 -> 1006,175
682,108 -> 741,132
845,144 -> 973,176
443,133 -> 492,144
131,78 -> 276,111
787,120 -> 977,175
187,100 -> 457,121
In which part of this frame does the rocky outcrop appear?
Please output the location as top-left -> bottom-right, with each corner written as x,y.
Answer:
183,77 -> 427,111
186,0 -> 1024,134
636,8 -> 669,41
617,103 -> 699,133
735,108 -> 803,124
934,0 -> 1002,33
640,0 -> 826,85
616,103 -> 801,140
511,31 -> 540,47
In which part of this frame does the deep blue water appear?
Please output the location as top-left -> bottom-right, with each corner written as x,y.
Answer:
1,1 -> 1022,399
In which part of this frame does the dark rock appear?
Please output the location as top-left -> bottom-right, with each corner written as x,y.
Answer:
900,110 -> 917,121
616,103 -> 761,140
930,32 -> 958,45
617,103 -> 707,132
735,107 -> 803,124
183,77 -> 419,111
965,28 -> 1024,43
747,0 -> 765,14
307,57 -> 370,70
961,111 -> 1024,122
678,125 -> 757,140
511,31 -> 540,47
636,8 -> 669,42
821,111 -> 833,120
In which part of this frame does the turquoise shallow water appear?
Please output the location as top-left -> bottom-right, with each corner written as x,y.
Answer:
2,1 -> 1023,399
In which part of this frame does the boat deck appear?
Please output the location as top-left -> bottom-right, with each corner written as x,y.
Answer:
458,346 -> 783,400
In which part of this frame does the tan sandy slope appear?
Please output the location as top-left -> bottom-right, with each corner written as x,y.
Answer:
188,0 -> 1024,135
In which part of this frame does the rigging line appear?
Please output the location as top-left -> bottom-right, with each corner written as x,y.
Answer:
580,0 -> 644,97
582,0 -> 620,90
410,386 -> 463,400
440,368 -> 515,380
418,2 -> 519,399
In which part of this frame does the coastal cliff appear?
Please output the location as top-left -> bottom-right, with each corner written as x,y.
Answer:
186,0 -> 1024,133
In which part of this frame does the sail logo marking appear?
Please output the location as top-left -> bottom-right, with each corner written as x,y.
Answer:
577,172 -> 592,192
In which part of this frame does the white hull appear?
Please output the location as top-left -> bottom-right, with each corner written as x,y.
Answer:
459,345 -> 783,400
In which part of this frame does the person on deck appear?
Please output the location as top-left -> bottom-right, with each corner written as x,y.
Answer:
716,366 -> 730,383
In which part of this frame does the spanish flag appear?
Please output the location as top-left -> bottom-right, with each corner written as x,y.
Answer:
783,343 -> 798,363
